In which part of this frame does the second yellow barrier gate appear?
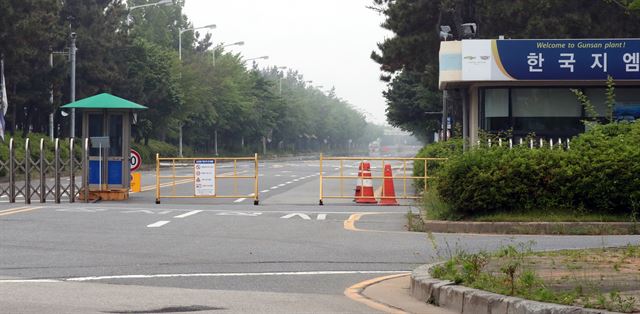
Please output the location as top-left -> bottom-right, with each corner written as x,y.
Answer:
318,154 -> 446,205
155,153 -> 259,205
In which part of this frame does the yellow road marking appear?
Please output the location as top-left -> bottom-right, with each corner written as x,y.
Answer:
344,213 -> 365,231
0,206 -> 42,217
0,206 -> 30,214
344,273 -> 410,314
344,213 -> 418,235
133,170 -> 252,194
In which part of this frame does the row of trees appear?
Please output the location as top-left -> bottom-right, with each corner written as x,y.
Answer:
0,0 -> 383,154
370,0 -> 640,142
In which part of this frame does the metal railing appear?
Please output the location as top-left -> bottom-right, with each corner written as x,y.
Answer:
155,153 -> 260,205
0,137 -> 88,204
318,154 -> 446,205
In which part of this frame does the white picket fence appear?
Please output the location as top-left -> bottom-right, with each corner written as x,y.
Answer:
477,138 -> 571,150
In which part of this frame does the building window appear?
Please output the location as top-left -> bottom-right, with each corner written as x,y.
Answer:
484,88 -> 509,132
511,88 -> 583,137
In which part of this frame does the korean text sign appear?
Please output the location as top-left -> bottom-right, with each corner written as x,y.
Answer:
495,39 -> 640,80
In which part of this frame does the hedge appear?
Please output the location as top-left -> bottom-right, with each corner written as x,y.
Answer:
416,122 -> 640,217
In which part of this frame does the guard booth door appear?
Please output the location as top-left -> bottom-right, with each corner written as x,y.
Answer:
87,112 -> 128,190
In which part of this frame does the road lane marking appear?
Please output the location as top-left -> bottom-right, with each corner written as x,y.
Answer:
217,212 -> 262,216
344,273 -> 411,314
317,214 -> 327,220
147,221 -> 170,228
270,186 -> 279,190
286,181 -> 293,184
277,184 -> 286,187
0,279 -> 62,283
234,198 -> 247,203
0,206 -> 42,217
260,190 -> 270,193
281,213 -> 311,220
5,271 -> 406,283
174,210 -> 202,219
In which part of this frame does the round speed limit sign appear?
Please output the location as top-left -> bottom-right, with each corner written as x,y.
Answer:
130,149 -> 142,172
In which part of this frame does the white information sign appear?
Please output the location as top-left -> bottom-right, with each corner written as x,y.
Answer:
194,160 -> 216,196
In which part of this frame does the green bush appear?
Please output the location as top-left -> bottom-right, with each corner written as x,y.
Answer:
434,122 -> 640,217
0,133 -> 81,177
131,139 -> 182,166
413,138 -> 463,190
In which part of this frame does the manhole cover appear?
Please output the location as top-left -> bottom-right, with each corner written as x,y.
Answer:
104,305 -> 226,313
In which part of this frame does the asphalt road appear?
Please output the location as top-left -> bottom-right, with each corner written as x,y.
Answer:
1,156 -> 639,313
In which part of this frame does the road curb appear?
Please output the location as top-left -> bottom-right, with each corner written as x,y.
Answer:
410,264 -> 619,314
421,220 -> 640,235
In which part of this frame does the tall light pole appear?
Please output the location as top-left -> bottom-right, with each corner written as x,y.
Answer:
212,41 -> 244,66
244,55 -> 269,63
70,32 -> 77,138
179,24 -> 216,60
276,66 -> 287,95
127,0 -> 173,26
177,23 -> 216,157
129,0 -> 172,10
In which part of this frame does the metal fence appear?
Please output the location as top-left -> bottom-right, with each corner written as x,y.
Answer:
0,137 -> 88,204
477,137 -> 571,149
155,154 -> 260,205
318,154 -> 446,205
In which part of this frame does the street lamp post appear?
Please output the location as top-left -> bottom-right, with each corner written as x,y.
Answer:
177,24 -> 216,157
276,66 -> 287,95
179,24 -> 216,60
129,0 -> 172,10
244,55 -> 269,63
212,41 -> 244,66
70,32 -> 77,138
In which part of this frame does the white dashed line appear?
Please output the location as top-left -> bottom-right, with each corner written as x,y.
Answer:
260,190 -> 270,193
174,210 -> 202,219
277,184 -> 286,187
234,198 -> 247,203
270,186 -> 279,190
147,221 -> 170,228
285,181 -> 293,184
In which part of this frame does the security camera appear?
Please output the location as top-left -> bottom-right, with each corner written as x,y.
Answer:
439,25 -> 453,41
461,23 -> 477,39
70,32 -> 77,39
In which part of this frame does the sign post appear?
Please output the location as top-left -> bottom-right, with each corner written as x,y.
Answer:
130,149 -> 141,172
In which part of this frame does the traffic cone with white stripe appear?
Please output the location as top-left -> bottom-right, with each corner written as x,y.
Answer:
356,162 -> 377,204
379,164 -> 398,206
354,162 -> 365,201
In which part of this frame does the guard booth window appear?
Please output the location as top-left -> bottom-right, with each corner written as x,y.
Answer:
109,114 -> 123,157
88,114 -> 104,156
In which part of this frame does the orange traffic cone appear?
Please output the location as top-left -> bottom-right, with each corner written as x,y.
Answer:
379,164 -> 398,206
356,162 -> 377,204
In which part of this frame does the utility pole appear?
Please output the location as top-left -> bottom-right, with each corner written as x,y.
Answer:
70,32 -> 77,138
441,90 -> 448,141
49,50 -> 54,140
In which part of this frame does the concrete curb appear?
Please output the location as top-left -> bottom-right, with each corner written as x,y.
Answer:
422,220 -> 639,235
410,264 -> 619,314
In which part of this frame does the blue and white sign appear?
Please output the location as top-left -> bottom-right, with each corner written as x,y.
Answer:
455,39 -> 640,82
194,160 -> 216,196
495,39 -> 640,80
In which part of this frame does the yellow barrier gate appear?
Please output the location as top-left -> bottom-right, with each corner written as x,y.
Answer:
318,154 -> 446,205
155,154 -> 259,205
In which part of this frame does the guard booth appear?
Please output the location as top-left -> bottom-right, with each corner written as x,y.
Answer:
62,93 -> 147,200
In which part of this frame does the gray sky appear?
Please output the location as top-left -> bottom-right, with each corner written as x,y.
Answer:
183,0 -> 391,125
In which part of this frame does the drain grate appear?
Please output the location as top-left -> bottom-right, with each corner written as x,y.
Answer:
104,305 -> 226,313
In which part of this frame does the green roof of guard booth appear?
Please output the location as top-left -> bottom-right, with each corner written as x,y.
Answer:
61,93 -> 148,110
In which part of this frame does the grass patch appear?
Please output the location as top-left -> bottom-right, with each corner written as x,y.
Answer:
472,209 -> 633,223
429,241 -> 640,313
